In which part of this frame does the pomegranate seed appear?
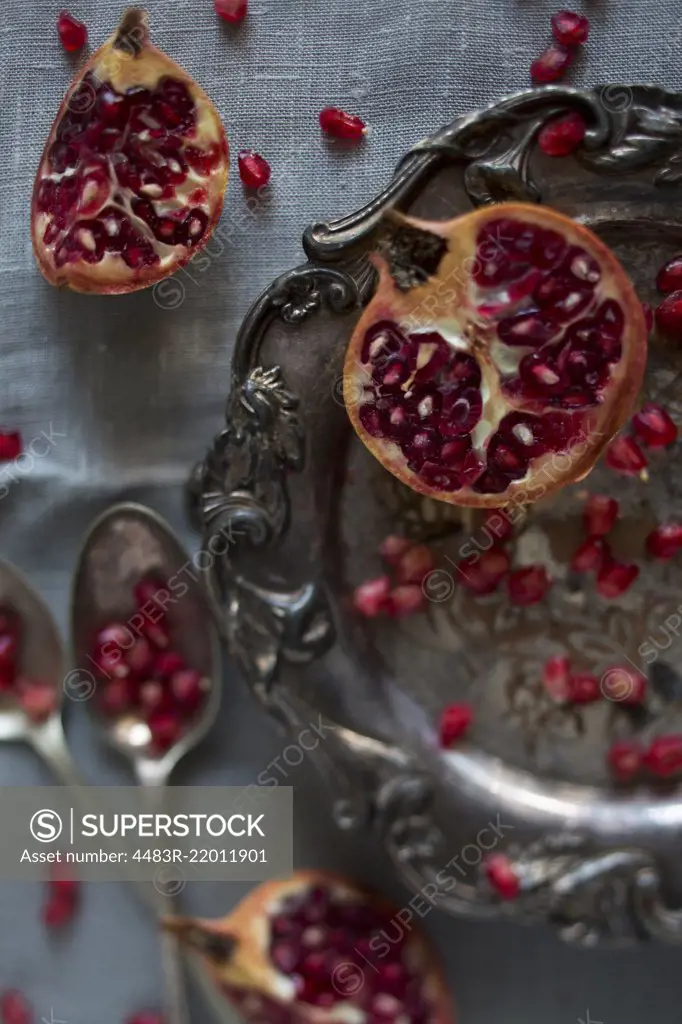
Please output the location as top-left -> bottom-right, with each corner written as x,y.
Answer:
484,854 -> 520,900
530,43 -> 574,84
170,668 -> 207,710
214,0 -> 247,22
134,577 -> 169,612
125,636 -> 155,678
140,618 -> 170,650
584,495 -> 619,537
568,672 -> 601,703
378,534 -> 413,565
458,547 -> 510,594
43,890 -> 78,928
16,679 -> 58,722
571,536 -> 610,573
646,522 -> 682,560
608,741 -> 643,782
100,677 -> 135,715
644,735 -> 682,779
319,107 -> 366,140
600,665 -> 647,704
506,565 -> 550,606
656,290 -> 682,340
656,255 -> 682,294
542,654 -> 571,702
0,991 -> 31,1024
352,576 -> 391,617
537,112 -> 586,157
49,862 -> 79,900
482,509 -> 514,544
551,10 -> 589,45
642,302 -> 654,333
147,709 -> 182,751
605,435 -> 648,476
596,560 -> 639,599
395,544 -> 435,584
154,649 -> 186,679
238,150 -> 271,190
631,403 -> 678,448
57,10 -> 88,52
0,431 -> 22,461
386,584 -> 425,618
139,679 -> 167,713
0,633 -> 18,686
439,703 -> 473,747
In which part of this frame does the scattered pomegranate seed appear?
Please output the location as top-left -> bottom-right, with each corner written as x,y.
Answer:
214,0 -> 247,23
537,112 -> 586,157
608,741 -> 643,782
378,535 -> 413,565
583,495 -> 619,537
43,863 -> 79,929
0,991 -> 31,1024
605,435 -> 648,476
319,107 -> 366,140
542,654 -> 571,702
571,536 -> 610,573
458,547 -> 510,594
482,509 -> 514,544
656,290 -> 682,340
646,522 -> 682,560
642,302 -> 654,333
386,583 -> 425,618
352,576 -> 391,617
395,544 -> 435,584
484,854 -> 520,900
596,560 -> 639,599
16,679 -> 58,723
656,255 -> 682,294
530,43 -> 574,84
506,565 -> 550,606
568,672 -> 601,703
0,431 -> 22,461
237,150 -> 271,190
57,10 -> 87,51
631,403 -> 678,448
643,735 -> 682,779
600,665 -> 647,704
551,10 -> 589,45
439,703 -> 473,747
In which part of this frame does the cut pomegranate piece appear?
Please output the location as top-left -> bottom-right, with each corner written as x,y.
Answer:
344,204 -> 647,508
646,522 -> 682,560
458,547 -> 510,594
530,44 -> 574,83
0,431 -> 22,461
551,10 -> 589,45
600,665 -> 647,705
568,672 -> 600,703
165,871 -> 454,1023
656,290 -> 682,340
238,150 -> 271,189
395,544 -> 435,584
583,495 -> 618,537
608,741 -> 642,783
657,256 -> 682,295
484,854 -> 520,900
644,735 -> 682,779
631,403 -> 678,448
605,435 -> 648,476
543,654 -> 571,701
57,10 -> 88,51
537,112 -> 586,157
32,9 -> 228,294
0,991 -> 31,1024
596,560 -> 639,599
439,702 -> 474,746
571,536 -> 610,573
386,583 -> 425,618
507,565 -> 550,605
214,0 -> 247,22
319,107 -> 366,140
378,534 -> 413,565
352,576 -> 391,617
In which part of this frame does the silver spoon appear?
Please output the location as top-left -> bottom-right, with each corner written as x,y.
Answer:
70,502 -> 222,1024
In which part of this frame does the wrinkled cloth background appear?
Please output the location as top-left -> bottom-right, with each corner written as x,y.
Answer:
1,0 -> 681,1020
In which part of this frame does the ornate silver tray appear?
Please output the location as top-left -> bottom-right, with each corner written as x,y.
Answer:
189,84 -> 682,947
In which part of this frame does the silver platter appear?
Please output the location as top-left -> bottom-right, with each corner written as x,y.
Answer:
189,84 -> 682,947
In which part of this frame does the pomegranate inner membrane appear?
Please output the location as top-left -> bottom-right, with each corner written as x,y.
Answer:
356,217 -> 626,495
34,72 -> 222,271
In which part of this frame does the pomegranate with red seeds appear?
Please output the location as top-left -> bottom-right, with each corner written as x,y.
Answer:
165,871 -> 454,1024
32,8 -> 228,294
550,10 -> 589,46
631,403 -> 678,448
343,204 -> 647,508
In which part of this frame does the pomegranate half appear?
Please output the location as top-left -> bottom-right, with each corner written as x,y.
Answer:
32,8 -> 228,294
165,870 -> 454,1023
344,204 -> 647,507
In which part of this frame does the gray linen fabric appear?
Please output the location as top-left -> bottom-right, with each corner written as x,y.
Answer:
1,0 -> 682,1020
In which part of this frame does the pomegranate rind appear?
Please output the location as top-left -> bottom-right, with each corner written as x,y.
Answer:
31,8 -> 229,295
165,869 -> 455,1023
344,203 -> 647,508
